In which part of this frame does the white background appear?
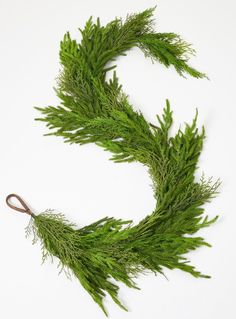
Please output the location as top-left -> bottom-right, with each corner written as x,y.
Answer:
0,0 -> 235,318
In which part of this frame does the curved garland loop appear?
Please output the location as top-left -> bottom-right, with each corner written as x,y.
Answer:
23,8 -> 218,315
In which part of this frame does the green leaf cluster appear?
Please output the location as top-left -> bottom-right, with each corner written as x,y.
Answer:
31,8 -> 219,315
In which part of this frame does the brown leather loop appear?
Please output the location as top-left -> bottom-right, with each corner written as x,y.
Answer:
6,194 -> 35,217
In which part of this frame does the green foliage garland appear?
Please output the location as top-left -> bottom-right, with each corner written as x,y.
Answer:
24,8 -> 219,315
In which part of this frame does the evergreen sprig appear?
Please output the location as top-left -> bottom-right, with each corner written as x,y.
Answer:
31,8 -> 219,315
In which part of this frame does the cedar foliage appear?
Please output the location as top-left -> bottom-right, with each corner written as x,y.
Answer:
31,8 -> 219,315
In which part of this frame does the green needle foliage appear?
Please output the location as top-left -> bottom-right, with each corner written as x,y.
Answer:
31,8 -> 219,315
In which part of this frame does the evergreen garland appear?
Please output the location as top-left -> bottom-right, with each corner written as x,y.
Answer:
9,8 -> 220,316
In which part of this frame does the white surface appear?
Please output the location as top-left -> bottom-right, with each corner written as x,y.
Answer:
0,0 -> 235,318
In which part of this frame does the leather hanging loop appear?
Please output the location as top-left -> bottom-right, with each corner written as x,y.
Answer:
6,194 -> 35,217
